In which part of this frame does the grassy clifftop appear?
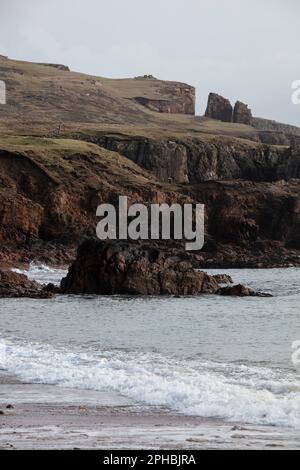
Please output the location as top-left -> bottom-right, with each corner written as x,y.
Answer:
0,56 -> 259,141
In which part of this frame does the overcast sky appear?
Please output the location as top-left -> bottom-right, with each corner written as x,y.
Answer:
0,0 -> 299,125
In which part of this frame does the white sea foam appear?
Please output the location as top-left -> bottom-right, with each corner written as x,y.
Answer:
0,337 -> 299,429
12,263 -> 67,286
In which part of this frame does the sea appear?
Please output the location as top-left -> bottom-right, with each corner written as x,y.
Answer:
0,264 -> 299,430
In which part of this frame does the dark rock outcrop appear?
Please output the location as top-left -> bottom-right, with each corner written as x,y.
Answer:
42,283 -> 61,294
60,239 -> 221,296
233,101 -> 252,125
89,134 -> 189,183
134,75 -> 157,80
258,131 -> 292,146
84,133 -> 300,183
253,117 -> 300,136
0,269 -> 53,298
184,179 -> 300,267
253,118 -> 300,146
212,274 -> 233,284
205,93 -> 233,122
36,63 -> 70,71
60,240 -> 271,297
218,283 -> 272,297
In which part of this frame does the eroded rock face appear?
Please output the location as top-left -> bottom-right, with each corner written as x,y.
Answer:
253,117 -> 300,136
233,101 -> 252,125
253,118 -> 300,146
88,134 -> 300,184
60,239 -> 221,296
0,269 -> 52,298
0,190 -> 44,244
205,93 -> 233,122
134,84 -> 195,115
92,135 -> 189,183
0,139 -> 299,268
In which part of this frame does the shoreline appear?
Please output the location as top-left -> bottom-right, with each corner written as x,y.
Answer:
1,239 -> 300,273
0,372 -> 299,450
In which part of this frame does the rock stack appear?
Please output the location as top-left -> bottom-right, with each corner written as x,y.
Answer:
205,93 -> 233,122
205,93 -> 252,124
60,239 -> 221,296
233,101 -> 252,125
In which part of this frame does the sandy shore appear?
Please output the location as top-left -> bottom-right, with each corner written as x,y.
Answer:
0,371 -> 299,450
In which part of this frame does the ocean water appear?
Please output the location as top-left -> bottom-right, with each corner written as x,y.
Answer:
0,264 -> 300,429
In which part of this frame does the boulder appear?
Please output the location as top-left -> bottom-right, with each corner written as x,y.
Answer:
60,239 -> 221,296
42,283 -> 61,294
205,93 -> 233,122
218,283 -> 272,297
60,239 -> 272,297
0,269 -> 53,298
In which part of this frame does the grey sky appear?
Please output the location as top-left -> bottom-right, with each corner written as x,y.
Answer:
0,0 -> 299,125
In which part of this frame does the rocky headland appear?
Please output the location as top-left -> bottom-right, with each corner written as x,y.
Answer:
0,135 -> 299,271
0,55 -> 299,289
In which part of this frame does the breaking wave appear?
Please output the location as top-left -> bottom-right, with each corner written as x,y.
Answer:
1,337 -> 299,429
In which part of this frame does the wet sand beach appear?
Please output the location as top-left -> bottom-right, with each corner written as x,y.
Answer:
1,373 -> 299,450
